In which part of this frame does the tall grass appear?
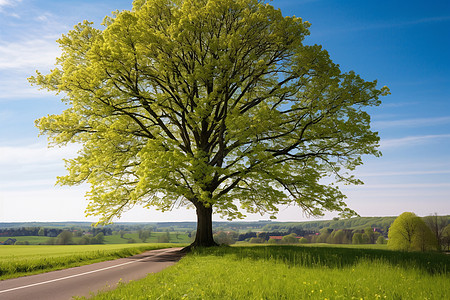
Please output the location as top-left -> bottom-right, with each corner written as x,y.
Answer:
207,245 -> 449,275
85,245 -> 450,300
0,243 -> 182,280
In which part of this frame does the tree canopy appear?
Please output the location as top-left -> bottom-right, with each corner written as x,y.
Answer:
30,0 -> 389,247
388,212 -> 438,252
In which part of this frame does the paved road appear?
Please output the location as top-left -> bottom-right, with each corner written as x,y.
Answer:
0,247 -> 184,300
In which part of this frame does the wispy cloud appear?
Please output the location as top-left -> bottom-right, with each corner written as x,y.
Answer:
0,75 -> 55,100
0,36 -> 61,99
0,143 -> 79,166
0,143 -> 81,193
351,183 -> 450,189
0,0 -> 21,8
381,134 -> 450,149
359,170 -> 450,177
373,116 -> 450,129
0,39 -> 60,71
0,0 -> 22,14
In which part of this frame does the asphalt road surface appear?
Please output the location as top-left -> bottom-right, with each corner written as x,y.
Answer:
0,247 -> 184,300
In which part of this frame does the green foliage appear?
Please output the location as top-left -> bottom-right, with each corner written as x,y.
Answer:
84,246 -> 450,299
328,229 -> 349,244
262,216 -> 400,232
30,0 -> 388,241
138,229 -> 152,242
376,236 -> 387,245
442,224 -> 450,251
299,237 -> 309,244
423,213 -> 449,251
214,231 -> 237,245
249,237 -> 265,244
281,233 -> 299,244
352,233 -> 363,245
56,230 -> 73,245
91,232 -> 105,244
388,212 -> 438,252
14,241 -> 30,245
158,231 -> 171,243
267,238 -> 278,245
316,228 -> 332,243
363,227 -> 375,244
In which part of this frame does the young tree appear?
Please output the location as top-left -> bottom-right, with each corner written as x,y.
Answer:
38,227 -> 45,236
317,228 -> 332,243
352,232 -> 363,245
442,224 -> 450,251
363,227 -> 375,244
376,236 -> 386,245
299,237 -> 309,244
158,231 -> 171,243
423,213 -> 448,251
281,233 -> 299,244
91,232 -> 105,244
139,229 -> 152,242
388,212 -> 437,252
329,229 -> 346,244
30,0 -> 388,248
56,230 -> 73,245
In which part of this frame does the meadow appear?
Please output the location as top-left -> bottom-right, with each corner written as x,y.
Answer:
83,245 -> 450,300
0,231 -> 191,245
0,243 -> 184,280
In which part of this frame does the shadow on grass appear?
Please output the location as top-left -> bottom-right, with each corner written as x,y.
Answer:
192,245 -> 450,275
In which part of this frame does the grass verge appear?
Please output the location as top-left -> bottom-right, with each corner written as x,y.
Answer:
85,245 -> 450,299
0,243 -> 186,280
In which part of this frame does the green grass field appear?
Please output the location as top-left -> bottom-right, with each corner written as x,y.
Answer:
0,235 -> 49,244
84,245 -> 450,300
109,232 -> 191,244
0,243 -> 185,280
0,232 -> 191,245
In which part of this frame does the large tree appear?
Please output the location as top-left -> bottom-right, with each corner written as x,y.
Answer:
30,0 -> 389,248
388,212 -> 438,252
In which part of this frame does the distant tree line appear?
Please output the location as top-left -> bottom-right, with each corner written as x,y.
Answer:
236,227 -> 386,245
0,227 -> 113,238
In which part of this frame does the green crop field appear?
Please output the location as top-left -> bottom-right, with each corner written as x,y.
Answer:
0,232 -> 191,245
0,243 -> 185,280
108,232 -> 191,244
84,245 -> 450,300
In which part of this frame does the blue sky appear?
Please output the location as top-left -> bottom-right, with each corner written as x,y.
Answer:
0,0 -> 449,223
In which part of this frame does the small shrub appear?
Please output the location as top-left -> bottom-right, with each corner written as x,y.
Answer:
14,241 -> 29,245
299,237 -> 309,244
376,236 -> 387,245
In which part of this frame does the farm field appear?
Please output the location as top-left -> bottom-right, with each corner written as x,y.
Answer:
105,231 -> 191,244
0,232 -> 191,245
84,245 -> 450,300
0,243 -> 185,280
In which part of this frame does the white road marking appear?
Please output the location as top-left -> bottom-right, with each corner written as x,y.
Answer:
0,253 -> 156,294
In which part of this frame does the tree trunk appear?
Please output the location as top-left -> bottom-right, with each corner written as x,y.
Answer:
189,202 -> 218,249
